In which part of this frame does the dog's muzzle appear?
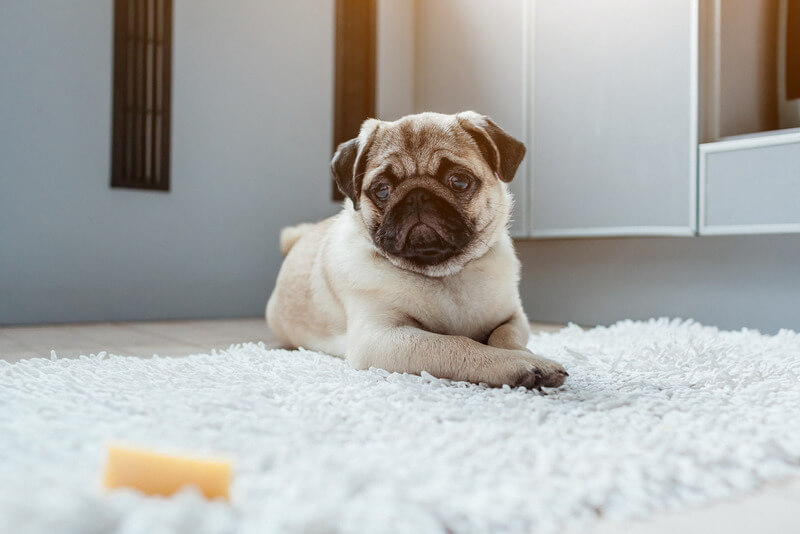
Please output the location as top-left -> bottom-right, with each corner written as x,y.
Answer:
386,188 -> 471,265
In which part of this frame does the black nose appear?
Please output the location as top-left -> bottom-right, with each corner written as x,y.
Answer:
404,188 -> 433,210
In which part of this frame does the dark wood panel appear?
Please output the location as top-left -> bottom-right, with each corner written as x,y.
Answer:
111,0 -> 172,191
332,0 -> 377,200
787,0 -> 800,100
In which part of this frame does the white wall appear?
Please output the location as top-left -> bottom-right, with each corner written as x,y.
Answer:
377,0 -> 415,120
0,0 -> 339,324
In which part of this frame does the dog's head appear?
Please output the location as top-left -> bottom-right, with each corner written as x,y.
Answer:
332,111 -> 525,277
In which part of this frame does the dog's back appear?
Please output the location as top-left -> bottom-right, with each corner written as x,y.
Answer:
279,223 -> 316,257
267,215 -> 346,353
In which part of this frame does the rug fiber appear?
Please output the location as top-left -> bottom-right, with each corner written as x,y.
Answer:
1,319 -> 799,533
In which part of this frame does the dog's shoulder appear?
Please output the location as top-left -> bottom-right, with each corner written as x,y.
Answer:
324,210 -> 400,288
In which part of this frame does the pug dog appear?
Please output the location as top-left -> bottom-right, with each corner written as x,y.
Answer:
266,111 -> 567,388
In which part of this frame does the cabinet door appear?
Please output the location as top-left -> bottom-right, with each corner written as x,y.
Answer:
530,0 -> 697,237
415,0 -> 528,236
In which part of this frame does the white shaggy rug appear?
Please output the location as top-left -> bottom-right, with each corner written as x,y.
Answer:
2,319 -> 800,534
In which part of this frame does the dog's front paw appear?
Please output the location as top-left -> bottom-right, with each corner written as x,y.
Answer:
508,353 -> 568,389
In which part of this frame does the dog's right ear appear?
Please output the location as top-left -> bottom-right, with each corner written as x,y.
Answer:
331,138 -> 360,207
331,120 -> 380,210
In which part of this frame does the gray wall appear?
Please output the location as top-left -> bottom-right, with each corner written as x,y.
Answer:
2,1 -> 799,334
0,0 -> 339,324
517,235 -> 800,334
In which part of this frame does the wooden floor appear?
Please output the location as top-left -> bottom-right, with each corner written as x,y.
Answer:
1,318 -> 797,533
0,318 -> 567,363
0,318 -> 280,363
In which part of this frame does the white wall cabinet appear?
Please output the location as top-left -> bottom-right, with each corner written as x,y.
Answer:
412,0 -> 799,239
529,0 -> 698,237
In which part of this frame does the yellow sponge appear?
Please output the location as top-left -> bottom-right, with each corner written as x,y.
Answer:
103,445 -> 232,500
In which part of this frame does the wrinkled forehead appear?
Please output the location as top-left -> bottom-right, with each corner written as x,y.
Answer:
366,117 -> 482,178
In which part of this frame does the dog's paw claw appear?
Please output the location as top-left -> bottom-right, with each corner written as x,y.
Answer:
513,366 -> 567,389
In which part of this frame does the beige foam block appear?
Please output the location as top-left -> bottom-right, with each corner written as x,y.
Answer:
103,445 -> 232,501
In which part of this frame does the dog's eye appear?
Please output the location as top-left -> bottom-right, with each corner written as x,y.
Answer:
372,183 -> 392,201
448,174 -> 471,192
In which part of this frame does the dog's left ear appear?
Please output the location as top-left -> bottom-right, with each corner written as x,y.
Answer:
457,111 -> 526,183
331,119 -> 380,210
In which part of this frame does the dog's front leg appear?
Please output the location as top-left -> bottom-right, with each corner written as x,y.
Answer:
346,319 -> 567,388
486,311 -> 533,351
485,312 -> 568,387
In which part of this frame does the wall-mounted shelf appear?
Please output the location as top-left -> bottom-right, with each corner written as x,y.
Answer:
699,128 -> 800,235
